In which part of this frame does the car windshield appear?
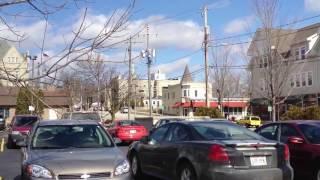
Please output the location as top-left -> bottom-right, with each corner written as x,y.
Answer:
14,116 -> 38,127
32,125 -> 113,149
192,122 -> 263,140
298,124 -> 320,144
119,120 -> 140,126
71,113 -> 100,121
251,117 -> 260,120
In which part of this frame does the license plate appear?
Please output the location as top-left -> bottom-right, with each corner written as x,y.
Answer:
130,130 -> 136,134
250,156 -> 267,166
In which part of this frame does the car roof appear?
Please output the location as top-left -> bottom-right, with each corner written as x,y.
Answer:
174,120 -> 231,125
38,120 -> 99,126
264,120 -> 320,125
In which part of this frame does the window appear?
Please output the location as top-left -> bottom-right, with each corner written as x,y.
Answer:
263,55 -> 268,67
299,124 -> 320,144
295,74 -> 300,87
153,101 -> 155,105
308,72 -> 313,86
280,124 -> 300,143
195,90 -> 198,97
150,125 -> 170,143
168,93 -> 170,99
295,48 -> 300,60
157,101 -> 159,107
301,47 -> 306,59
166,125 -> 191,142
183,90 -> 187,97
256,124 -> 278,141
290,76 -> 294,87
260,80 -> 267,91
301,72 -> 306,87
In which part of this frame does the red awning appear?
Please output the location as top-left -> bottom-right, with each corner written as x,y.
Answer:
172,102 -> 182,108
222,102 -> 247,108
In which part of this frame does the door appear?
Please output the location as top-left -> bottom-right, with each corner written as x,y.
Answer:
161,124 -> 192,178
280,124 -> 310,171
139,124 -> 170,175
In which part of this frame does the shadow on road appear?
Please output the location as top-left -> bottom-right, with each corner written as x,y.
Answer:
14,175 -> 21,180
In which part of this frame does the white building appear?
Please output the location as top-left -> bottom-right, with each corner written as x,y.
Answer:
0,40 -> 28,86
151,69 -> 166,80
162,65 -> 249,119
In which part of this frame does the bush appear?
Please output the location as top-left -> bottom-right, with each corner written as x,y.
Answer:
194,107 -> 223,118
281,106 -> 320,120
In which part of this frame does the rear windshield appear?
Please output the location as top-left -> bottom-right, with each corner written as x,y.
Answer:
192,122 -> 262,140
14,116 -> 38,127
71,113 -> 100,121
298,124 -> 320,144
118,121 -> 140,126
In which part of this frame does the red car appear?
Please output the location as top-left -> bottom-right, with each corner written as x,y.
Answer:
108,120 -> 148,143
7,115 -> 40,148
255,120 -> 320,180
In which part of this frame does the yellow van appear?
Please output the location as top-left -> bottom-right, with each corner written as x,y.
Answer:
237,116 -> 261,128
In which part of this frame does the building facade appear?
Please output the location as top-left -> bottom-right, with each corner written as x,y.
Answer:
248,23 -> 320,120
0,40 -> 28,86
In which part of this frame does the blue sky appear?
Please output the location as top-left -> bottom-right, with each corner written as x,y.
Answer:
5,0 -> 320,81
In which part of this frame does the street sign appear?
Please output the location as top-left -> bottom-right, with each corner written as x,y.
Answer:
29,106 -> 35,112
268,106 -> 272,112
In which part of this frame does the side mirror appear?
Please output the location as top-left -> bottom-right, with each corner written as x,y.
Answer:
288,136 -> 304,144
113,137 -> 122,145
140,136 -> 150,144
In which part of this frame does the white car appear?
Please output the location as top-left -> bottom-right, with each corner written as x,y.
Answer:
121,107 -> 129,113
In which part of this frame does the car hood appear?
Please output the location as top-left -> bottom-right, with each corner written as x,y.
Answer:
27,147 -> 125,175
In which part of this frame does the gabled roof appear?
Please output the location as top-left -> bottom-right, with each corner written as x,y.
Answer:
247,28 -> 296,56
180,65 -> 193,84
0,40 -> 12,60
293,23 -> 320,45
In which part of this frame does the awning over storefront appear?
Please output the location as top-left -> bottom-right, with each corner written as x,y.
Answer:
222,102 -> 247,108
172,101 -> 247,108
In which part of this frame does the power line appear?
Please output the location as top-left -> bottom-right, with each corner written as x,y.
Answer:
210,13 -> 320,42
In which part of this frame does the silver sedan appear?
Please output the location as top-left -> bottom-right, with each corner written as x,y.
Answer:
19,120 -> 130,180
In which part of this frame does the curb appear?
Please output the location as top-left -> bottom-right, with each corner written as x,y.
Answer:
0,138 -> 4,152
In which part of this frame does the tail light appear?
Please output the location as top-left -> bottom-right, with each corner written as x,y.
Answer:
208,145 -> 230,163
284,144 -> 290,161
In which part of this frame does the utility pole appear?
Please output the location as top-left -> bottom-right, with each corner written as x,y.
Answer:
140,25 -> 155,117
128,36 -> 132,120
203,5 -> 210,107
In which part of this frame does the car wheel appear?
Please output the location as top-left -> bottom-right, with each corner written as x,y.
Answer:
245,124 -> 250,128
7,136 -> 15,149
130,153 -> 144,179
178,163 -> 197,180
314,167 -> 320,180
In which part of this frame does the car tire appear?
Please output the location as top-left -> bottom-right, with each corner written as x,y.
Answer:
130,153 -> 144,179
7,136 -> 15,149
245,124 -> 250,128
178,163 -> 197,180
313,166 -> 320,180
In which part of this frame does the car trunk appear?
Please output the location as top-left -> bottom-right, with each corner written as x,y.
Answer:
222,140 -> 280,169
117,125 -> 147,135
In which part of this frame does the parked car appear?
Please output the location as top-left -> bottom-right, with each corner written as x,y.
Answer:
128,120 -> 293,180
121,107 -> 129,113
0,114 -> 5,130
255,120 -> 320,179
62,112 -> 102,123
7,115 -> 40,148
19,120 -> 130,180
108,120 -> 148,143
237,115 -> 262,128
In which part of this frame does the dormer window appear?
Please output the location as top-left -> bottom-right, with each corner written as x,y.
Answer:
294,46 -> 307,60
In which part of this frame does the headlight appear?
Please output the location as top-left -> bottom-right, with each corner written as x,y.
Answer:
114,160 -> 130,176
27,164 -> 53,179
